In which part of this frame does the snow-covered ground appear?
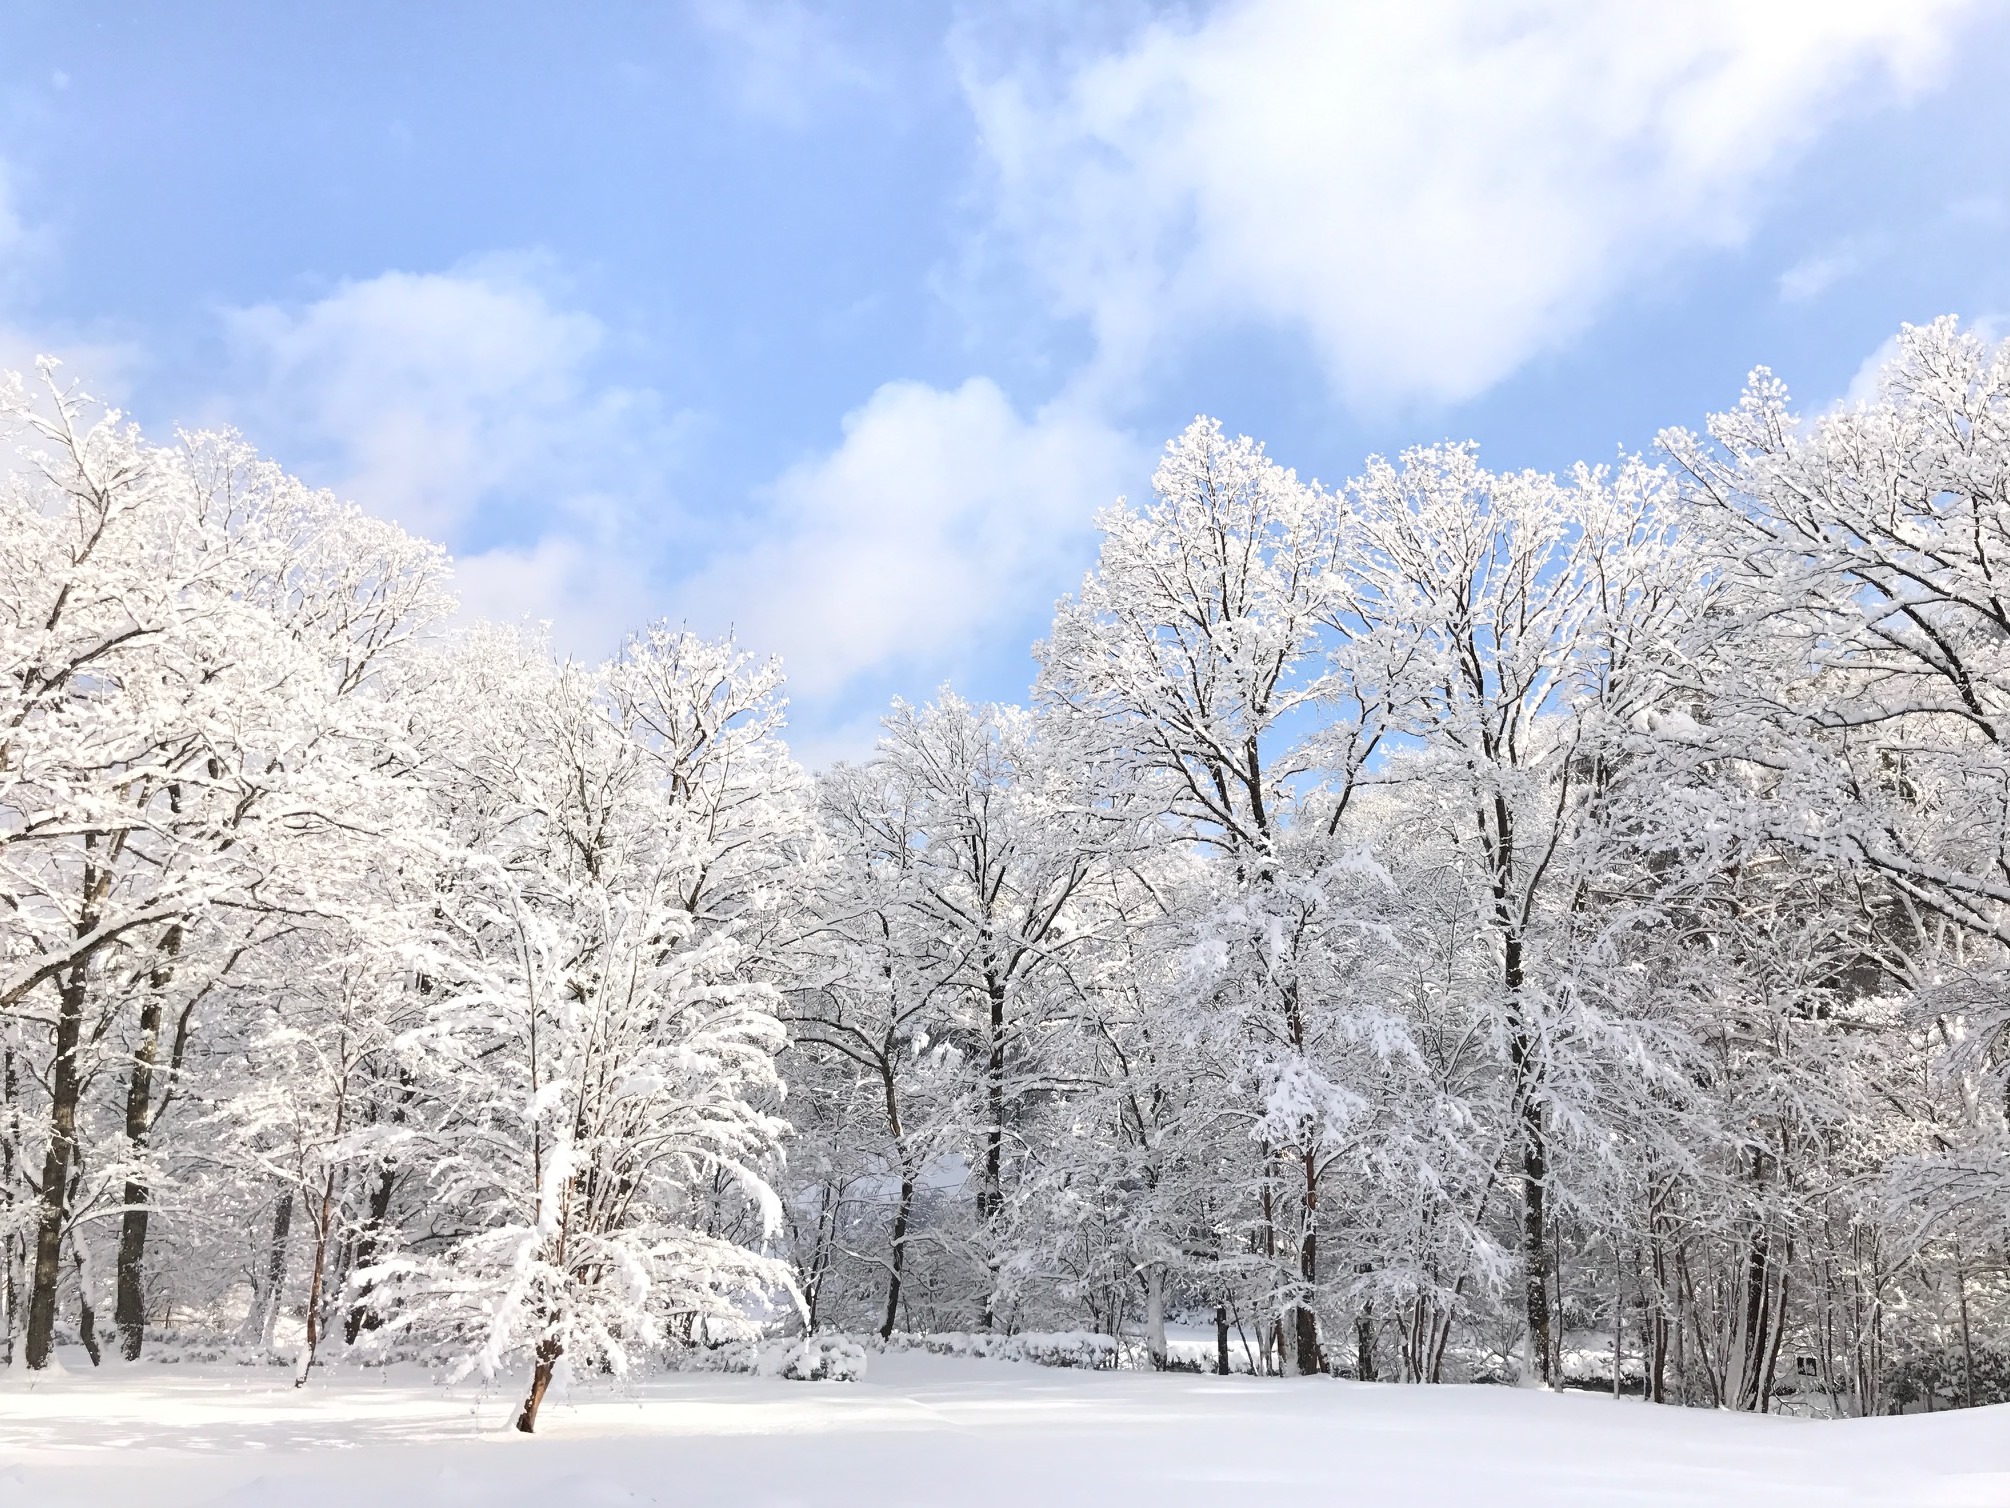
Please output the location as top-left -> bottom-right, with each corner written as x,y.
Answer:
3,1350 -> 2006,1507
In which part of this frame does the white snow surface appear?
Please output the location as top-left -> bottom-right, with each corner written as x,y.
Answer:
3,1350 -> 2007,1507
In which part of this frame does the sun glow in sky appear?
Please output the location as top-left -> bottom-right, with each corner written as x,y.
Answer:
3,1 -> 2008,760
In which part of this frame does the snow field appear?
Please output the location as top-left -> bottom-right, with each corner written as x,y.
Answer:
3,1351 -> 2008,1508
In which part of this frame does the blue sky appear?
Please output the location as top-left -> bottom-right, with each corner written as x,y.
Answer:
3,1 -> 2008,760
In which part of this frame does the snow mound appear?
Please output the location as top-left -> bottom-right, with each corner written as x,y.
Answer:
763,1336 -> 869,1382
687,1334 -> 869,1381
886,1330 -> 1118,1369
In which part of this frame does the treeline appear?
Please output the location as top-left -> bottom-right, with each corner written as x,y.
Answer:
3,321 -> 2008,1428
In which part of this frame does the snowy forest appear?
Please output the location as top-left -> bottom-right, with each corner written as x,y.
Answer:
7,316 -> 2010,1432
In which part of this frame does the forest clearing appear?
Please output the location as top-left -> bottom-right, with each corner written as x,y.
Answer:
6,1349 -> 2008,1508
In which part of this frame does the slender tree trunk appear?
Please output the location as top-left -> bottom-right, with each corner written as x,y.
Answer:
1674,1258 -> 1690,1406
801,1180 -> 833,1334
1647,1198 -> 1669,1403
1505,962 -> 1551,1384
1956,1250 -> 1976,1410
516,1333 -> 564,1433
1429,1305 -> 1456,1384
1756,1244 -> 1791,1413
1292,1150 -> 1321,1374
980,962 -> 1009,1329
3,1043 -> 20,1366
1729,1213 -> 1787,1411
253,1191 -> 293,1349
977,959 -> 1008,1334
1215,1301 -> 1231,1376
115,922 -> 182,1362
343,1162 -> 399,1344
293,1168 -> 338,1386
879,1059 -> 914,1342
26,956 -> 90,1370
1144,1263 -> 1168,1369
1354,1298 -> 1377,1383
74,1243 -> 102,1365
1612,1245 -> 1625,1398
881,1170 -> 914,1341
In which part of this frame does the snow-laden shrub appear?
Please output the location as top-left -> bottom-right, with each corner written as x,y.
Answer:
884,1330 -> 1118,1370
684,1334 -> 868,1381
766,1336 -> 869,1381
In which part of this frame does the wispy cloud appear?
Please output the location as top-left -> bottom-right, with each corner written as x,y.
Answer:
0,155 -> 141,404
687,0 -> 877,126
960,0 -> 1983,410
678,375 -> 1140,701
218,256 -> 683,656
1778,238 -> 1878,303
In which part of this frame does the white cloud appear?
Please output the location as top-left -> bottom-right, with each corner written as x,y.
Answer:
962,0 -> 1982,409
224,258 -> 645,541
220,259 -> 681,656
0,157 -> 141,408
0,159 -> 24,265
0,338 -> 141,413
679,377 -> 1139,700
687,0 -> 874,126
1841,332 -> 1905,408
1778,252 -> 1856,305
451,535 -> 659,661
1778,233 -> 1890,304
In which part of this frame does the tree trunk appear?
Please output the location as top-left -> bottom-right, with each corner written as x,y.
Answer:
1292,1149 -> 1321,1374
293,1169 -> 337,1386
343,1162 -> 399,1344
516,1333 -> 564,1433
1485,788 -> 1554,1391
878,1058 -> 914,1342
977,960 -> 1008,1334
1956,1252 -> 1976,1409
1504,945 -> 1552,1387
1354,1293 -> 1377,1382
881,1170 -> 914,1341
115,923 -> 181,1362
1144,1263 -> 1168,1370
1215,1302 -> 1231,1376
1612,1248 -> 1625,1398
3,1043 -> 19,1366
25,957 -> 89,1370
1647,1202 -> 1669,1404
74,1242 -> 102,1365
253,1191 -> 293,1349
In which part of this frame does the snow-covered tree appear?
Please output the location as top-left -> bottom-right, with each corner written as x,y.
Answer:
0,366 -> 446,1368
366,627 -> 808,1431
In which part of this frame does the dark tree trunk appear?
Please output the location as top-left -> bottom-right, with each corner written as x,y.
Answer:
343,1163 -> 399,1344
1504,934 -> 1552,1387
1215,1302 -> 1231,1376
881,1171 -> 914,1341
26,957 -> 89,1370
1957,1254 -> 1976,1409
978,958 -> 1008,1334
1647,1187 -> 1672,1404
3,1043 -> 19,1365
1482,787 -> 1554,1389
878,1055 -> 915,1342
75,1245 -> 102,1365
256,1191 -> 294,1346
979,962 -> 1007,1222
1291,1150 -> 1322,1374
516,1333 -> 564,1433
294,1168 -> 338,1385
116,923 -> 182,1361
